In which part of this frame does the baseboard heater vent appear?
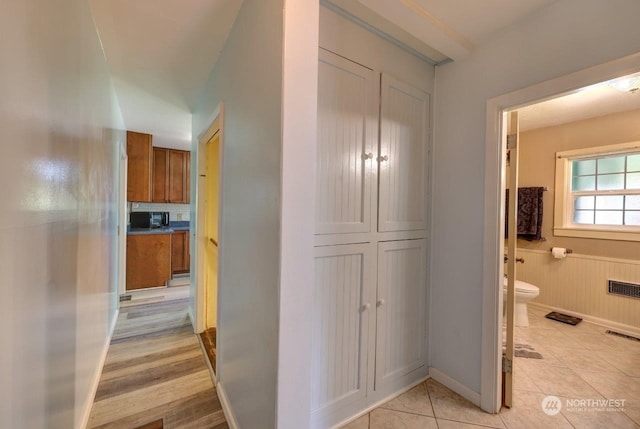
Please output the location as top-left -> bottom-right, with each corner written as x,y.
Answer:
606,330 -> 640,343
608,280 -> 640,299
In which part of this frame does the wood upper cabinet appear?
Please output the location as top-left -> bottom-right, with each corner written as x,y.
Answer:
127,131 -> 152,202
152,148 -> 190,203
171,230 -> 190,274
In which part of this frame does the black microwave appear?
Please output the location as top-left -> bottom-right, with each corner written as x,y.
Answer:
130,211 -> 170,228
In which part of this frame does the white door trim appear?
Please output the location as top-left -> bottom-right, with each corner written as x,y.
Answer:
481,52 -> 640,413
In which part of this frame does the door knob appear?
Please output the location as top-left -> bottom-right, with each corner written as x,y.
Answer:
362,303 -> 371,311
377,299 -> 385,307
362,152 -> 374,160
378,155 -> 388,162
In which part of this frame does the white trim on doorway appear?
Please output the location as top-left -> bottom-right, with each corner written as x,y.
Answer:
481,52 -> 640,413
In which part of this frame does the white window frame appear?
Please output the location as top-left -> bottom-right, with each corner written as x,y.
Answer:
554,140 -> 640,242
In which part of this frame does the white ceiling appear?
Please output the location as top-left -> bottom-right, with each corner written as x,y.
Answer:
89,0 -> 634,149
89,0 -> 243,149
518,73 -> 640,131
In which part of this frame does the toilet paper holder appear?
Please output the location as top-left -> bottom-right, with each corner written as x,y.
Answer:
549,247 -> 573,254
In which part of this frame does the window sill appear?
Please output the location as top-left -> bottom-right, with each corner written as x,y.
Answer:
554,227 -> 640,242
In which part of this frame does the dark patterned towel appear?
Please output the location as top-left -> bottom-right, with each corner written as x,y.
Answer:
505,187 -> 544,241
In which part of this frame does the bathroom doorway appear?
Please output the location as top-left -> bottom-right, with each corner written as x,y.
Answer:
195,104 -> 224,379
482,53 -> 640,416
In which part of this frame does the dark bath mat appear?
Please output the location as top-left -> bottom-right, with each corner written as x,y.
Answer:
514,343 -> 543,359
545,311 -> 582,326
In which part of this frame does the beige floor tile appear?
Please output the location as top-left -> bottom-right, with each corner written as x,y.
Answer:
369,408 -> 437,429
437,418 -> 502,428
560,399 -> 639,429
499,391 -> 573,429
520,363 -> 603,399
594,349 -> 640,377
577,371 -> 640,402
512,365 -> 541,393
426,380 -> 505,428
546,346 -> 624,374
622,404 -> 640,426
340,413 -> 369,429
379,383 -> 433,417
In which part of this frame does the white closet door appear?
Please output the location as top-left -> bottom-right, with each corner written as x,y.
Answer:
375,239 -> 428,390
316,49 -> 377,235
311,243 -> 375,420
378,74 -> 429,232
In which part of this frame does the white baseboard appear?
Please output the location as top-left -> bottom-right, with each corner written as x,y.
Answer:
428,367 -> 481,407
329,375 -> 430,429
529,302 -> 640,338
217,381 -> 239,429
79,307 -> 119,429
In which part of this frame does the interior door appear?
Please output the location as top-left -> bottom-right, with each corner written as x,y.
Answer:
503,111 -> 519,408
315,48 -> 377,235
205,133 -> 220,329
375,239 -> 428,391
378,74 -> 429,232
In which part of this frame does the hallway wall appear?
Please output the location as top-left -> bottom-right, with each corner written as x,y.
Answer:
192,0 -> 284,427
0,0 -> 124,427
432,0 -> 640,400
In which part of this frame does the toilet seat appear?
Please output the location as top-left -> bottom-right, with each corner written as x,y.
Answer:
503,278 -> 539,295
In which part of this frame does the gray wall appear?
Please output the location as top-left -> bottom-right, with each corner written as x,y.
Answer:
191,0 -> 284,427
0,0 -> 124,427
432,0 -> 640,394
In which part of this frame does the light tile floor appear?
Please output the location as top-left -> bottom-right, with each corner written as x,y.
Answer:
341,307 -> 640,428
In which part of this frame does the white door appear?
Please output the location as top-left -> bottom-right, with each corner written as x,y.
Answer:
375,239 -> 428,390
378,74 -> 429,232
316,48 -> 378,235
311,243 -> 375,422
504,111 -> 519,408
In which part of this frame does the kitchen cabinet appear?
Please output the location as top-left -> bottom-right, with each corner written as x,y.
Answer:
126,131 -> 152,202
171,230 -> 190,274
126,233 -> 172,290
312,48 -> 430,428
152,148 -> 190,203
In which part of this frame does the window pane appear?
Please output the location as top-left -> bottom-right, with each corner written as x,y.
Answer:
573,175 -> 595,191
627,195 -> 640,210
595,195 -> 624,210
573,159 -> 596,176
625,211 -> 640,226
628,154 -> 640,172
597,173 -> 624,190
574,210 -> 594,224
627,172 -> 640,189
598,156 -> 625,174
575,196 -> 595,209
595,210 -> 623,225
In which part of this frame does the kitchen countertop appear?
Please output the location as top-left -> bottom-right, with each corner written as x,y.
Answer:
127,222 -> 190,235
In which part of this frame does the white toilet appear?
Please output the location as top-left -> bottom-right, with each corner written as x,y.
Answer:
503,278 -> 540,327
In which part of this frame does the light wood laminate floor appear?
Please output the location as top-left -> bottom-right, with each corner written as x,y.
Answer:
88,290 -> 227,429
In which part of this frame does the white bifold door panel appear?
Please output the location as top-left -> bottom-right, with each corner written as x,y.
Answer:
375,239 -> 428,390
378,74 -> 429,232
316,49 -> 377,235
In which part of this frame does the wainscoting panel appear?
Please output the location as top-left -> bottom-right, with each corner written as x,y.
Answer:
517,249 -> 640,328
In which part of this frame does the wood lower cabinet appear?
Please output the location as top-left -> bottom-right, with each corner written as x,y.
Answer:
172,230 -> 190,274
152,148 -> 190,203
126,234 -> 172,290
127,131 -> 152,202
